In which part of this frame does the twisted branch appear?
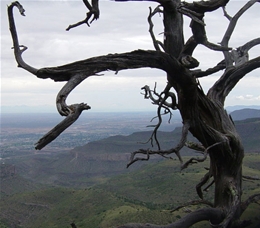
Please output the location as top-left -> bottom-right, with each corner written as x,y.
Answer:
141,83 -> 177,149
178,1 -> 231,52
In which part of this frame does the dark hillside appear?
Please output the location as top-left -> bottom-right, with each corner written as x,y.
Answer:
1,155 -> 259,228
230,108 -> 260,120
234,118 -> 260,152
72,128 -> 192,155
4,118 -> 259,188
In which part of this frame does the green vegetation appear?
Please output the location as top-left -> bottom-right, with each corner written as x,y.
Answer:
1,117 -> 259,227
1,154 -> 259,228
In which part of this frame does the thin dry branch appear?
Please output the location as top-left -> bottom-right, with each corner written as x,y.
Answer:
170,199 -> 214,213
141,83 -> 177,149
126,121 -> 190,168
181,141 -> 223,170
66,0 -> 99,30
148,6 -> 165,51
240,37 -> 260,53
203,179 -> 215,192
178,0 -> 229,13
8,2 -> 37,75
222,6 -> 232,21
178,0 -> 231,52
181,152 -> 207,170
196,171 -> 212,199
117,207 -> 224,228
208,56 -> 260,103
221,0 -> 259,67
242,175 -> 260,181
192,59 -> 226,78
240,193 -> 260,216
141,84 -> 177,113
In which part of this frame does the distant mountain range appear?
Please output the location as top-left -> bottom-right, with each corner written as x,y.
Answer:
225,105 -> 260,112
1,104 -> 260,114
4,109 -> 259,188
230,108 -> 260,120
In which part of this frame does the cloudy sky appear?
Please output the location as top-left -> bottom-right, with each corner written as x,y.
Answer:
1,0 -> 260,113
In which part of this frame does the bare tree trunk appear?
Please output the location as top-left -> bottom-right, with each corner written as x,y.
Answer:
162,1 -> 245,226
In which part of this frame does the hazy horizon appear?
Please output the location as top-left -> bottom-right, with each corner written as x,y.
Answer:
1,104 -> 260,114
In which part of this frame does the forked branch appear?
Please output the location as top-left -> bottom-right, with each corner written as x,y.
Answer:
178,0 -> 231,52
66,0 -> 99,30
221,0 -> 260,67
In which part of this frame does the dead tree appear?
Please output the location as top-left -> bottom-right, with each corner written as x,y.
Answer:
8,0 -> 260,227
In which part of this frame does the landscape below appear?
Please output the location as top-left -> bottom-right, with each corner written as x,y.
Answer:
0,109 -> 260,227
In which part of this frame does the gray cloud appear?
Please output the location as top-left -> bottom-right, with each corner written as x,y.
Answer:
1,0 -> 260,113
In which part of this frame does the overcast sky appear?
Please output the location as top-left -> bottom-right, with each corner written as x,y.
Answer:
1,0 -> 260,113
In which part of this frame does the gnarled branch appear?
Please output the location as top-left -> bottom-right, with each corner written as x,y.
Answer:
35,103 -> 90,150
178,0 -> 231,52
